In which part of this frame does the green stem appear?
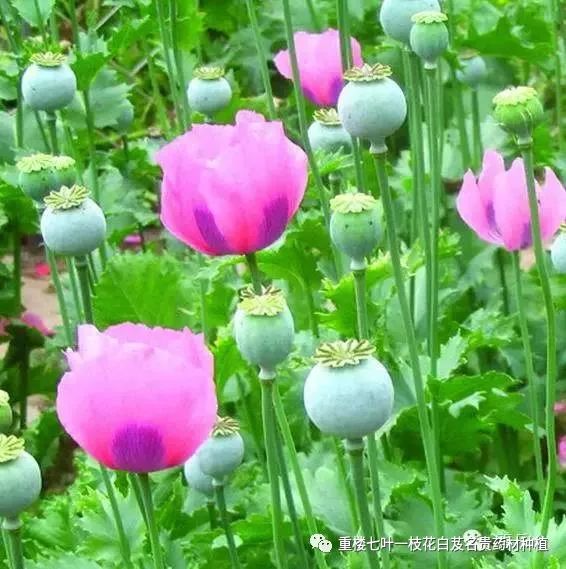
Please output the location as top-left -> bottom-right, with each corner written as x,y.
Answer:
470,90 -> 483,170
3,520 -> 23,569
274,430 -> 310,569
245,253 -> 263,294
145,43 -> 172,136
332,437 -> 359,530
450,71 -> 472,169
169,0 -> 191,130
18,351 -> 29,432
13,230 -> 21,310
550,0 -> 563,153
214,483 -> 241,569
137,473 -> 166,569
34,111 -> 49,152
353,266 -> 390,568
280,0 -> 340,277
372,151 -> 446,569
197,254 -> 210,343
99,466 -> 134,569
2,528 -> 13,568
496,249 -> 510,315
32,0 -> 49,47
66,258 -> 83,323
260,377 -> 288,569
520,146 -> 558,552
129,473 -> 149,527
75,256 -> 93,324
45,248 -> 73,345
46,112 -> 60,154
83,89 -> 102,206
207,500 -> 217,530
245,0 -> 277,119
155,0 -> 182,132
346,441 -> 381,569
305,0 -> 321,30
273,386 -> 329,569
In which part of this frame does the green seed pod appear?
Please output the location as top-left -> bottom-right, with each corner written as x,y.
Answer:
52,155 -> 77,189
409,11 -> 449,69
551,232 -> 566,274
40,185 -> 107,257
379,0 -> 441,45
0,392 -> 12,434
197,417 -> 244,482
330,192 -> 381,270
115,101 -> 135,134
308,108 -> 352,154
22,52 -> 77,112
233,286 -> 294,375
184,455 -> 214,497
337,64 -> 407,154
456,54 -> 487,89
187,66 -> 232,117
0,436 -> 42,519
304,340 -> 394,440
492,86 -> 544,145
17,154 -> 58,203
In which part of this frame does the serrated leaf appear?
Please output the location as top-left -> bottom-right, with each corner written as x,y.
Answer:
72,53 -> 109,91
11,0 -> 54,26
92,252 -> 193,329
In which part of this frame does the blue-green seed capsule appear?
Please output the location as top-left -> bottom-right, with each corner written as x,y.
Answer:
379,0 -> 441,45
197,417 -> 244,482
184,455 -> 214,497
233,286 -> 294,375
40,185 -> 106,257
304,340 -> 394,440
338,64 -> 407,154
22,52 -> 77,112
330,192 -> 381,269
551,233 -> 566,274
308,108 -> 352,154
409,11 -> 449,69
456,54 -> 487,89
187,66 -> 232,117
0,436 -> 42,519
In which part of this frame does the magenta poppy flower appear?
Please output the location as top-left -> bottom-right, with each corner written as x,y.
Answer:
456,150 -> 566,251
559,436 -> 566,469
156,110 -> 308,256
0,311 -> 53,337
274,29 -> 363,106
56,324 -> 217,473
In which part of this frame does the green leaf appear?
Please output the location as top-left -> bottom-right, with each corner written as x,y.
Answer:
27,557 -> 103,569
72,53 -> 109,91
92,252 -> 193,329
11,0 -> 55,26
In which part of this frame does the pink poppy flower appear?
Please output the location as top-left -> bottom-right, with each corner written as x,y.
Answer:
0,311 -> 53,337
34,262 -> 51,278
555,401 -> 566,415
559,436 -> 566,470
456,150 -> 566,251
156,110 -> 308,256
274,29 -> 363,106
56,324 -> 217,473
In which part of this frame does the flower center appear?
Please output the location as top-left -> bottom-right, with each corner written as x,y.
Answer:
16,153 -> 56,173
0,435 -> 24,463
111,424 -> 166,473
44,185 -> 90,210
193,65 -> 226,80
238,285 -> 286,316
30,51 -> 67,67
412,11 -> 448,24
493,86 -> 538,107
313,108 -> 342,126
331,192 -> 377,214
212,416 -> 240,437
344,63 -> 393,82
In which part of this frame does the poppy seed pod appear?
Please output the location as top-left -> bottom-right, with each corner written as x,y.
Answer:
0,436 -> 42,519
233,286 -> 295,375
304,340 -> 394,440
330,192 -> 381,270
40,185 -> 107,257
379,0 -> 441,45
308,108 -> 352,154
492,86 -> 544,145
197,417 -> 244,482
551,232 -> 566,274
187,66 -> 232,117
17,154 -> 76,204
184,455 -> 214,498
456,54 -> 487,89
0,391 -> 12,434
337,63 -> 407,154
409,11 -> 449,69
22,52 -> 77,112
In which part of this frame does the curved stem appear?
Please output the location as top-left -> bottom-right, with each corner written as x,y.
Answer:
137,473 -> 165,569
520,146 -> 557,557
245,0 -> 277,119
214,483 -> 241,569
245,253 -> 263,294
45,249 -> 73,345
273,386 -> 329,569
332,437 -> 359,530
372,151 -> 446,569
260,378 -> 288,569
510,252 -> 544,502
274,429 -> 310,569
280,0 -> 340,277
470,90 -> 483,171
347,441 -> 381,569
100,466 -> 134,569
